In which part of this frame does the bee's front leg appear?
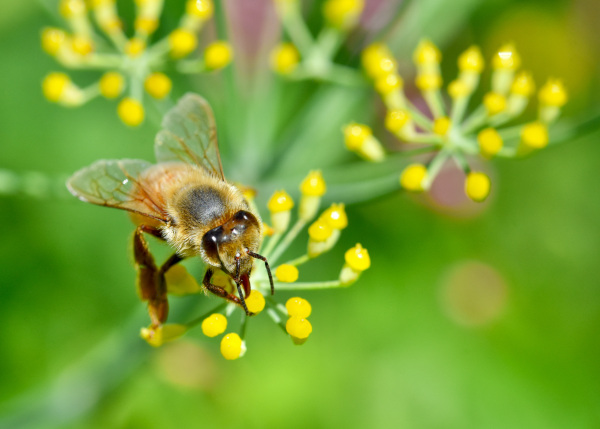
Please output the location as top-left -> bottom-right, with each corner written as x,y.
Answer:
133,225 -> 183,327
202,268 -> 253,316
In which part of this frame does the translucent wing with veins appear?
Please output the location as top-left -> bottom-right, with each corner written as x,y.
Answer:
155,93 -> 225,180
67,159 -> 169,223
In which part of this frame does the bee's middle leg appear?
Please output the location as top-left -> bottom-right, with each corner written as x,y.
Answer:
134,225 -> 183,327
202,269 -> 253,316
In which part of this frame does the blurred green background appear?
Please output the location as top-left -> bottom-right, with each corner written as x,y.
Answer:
1,0 -> 599,428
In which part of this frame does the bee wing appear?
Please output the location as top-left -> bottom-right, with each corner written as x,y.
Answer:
67,159 -> 169,223
154,93 -> 225,180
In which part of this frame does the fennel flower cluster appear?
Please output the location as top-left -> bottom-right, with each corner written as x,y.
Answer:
141,171 -> 370,360
345,40 -> 568,202
41,0 -> 232,126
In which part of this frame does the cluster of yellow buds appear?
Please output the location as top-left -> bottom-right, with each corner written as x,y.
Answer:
139,170 -> 369,359
353,40 -> 568,202
269,0 -> 364,85
41,0 -> 233,126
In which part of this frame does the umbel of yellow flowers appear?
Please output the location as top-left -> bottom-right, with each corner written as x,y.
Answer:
346,40 -> 567,203
42,0 -> 233,126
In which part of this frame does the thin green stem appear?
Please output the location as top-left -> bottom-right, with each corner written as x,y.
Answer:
269,219 -> 307,265
423,149 -> 451,189
405,101 -> 433,131
283,254 -> 310,266
186,303 -> 227,328
281,8 -> 314,56
315,27 -> 342,59
423,90 -> 445,118
177,59 -> 207,74
461,105 -> 487,134
262,232 -> 283,259
274,280 -> 343,290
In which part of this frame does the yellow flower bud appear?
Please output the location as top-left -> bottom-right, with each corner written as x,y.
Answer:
286,297 -> 312,318
375,73 -> 403,95
433,116 -> 451,137
267,190 -> 294,213
204,41 -> 233,70
71,35 -> 94,56
286,316 -> 312,339
117,97 -> 145,127
125,38 -> 146,58
465,171 -> 491,202
245,290 -> 265,314
492,43 -> 520,71
344,123 -> 371,151
458,45 -> 484,72
308,218 -> 333,242
416,72 -> 442,91
201,313 -> 227,337
186,0 -> 213,19
144,72 -> 172,99
511,71 -> 535,97
320,203 -> 348,230
323,0 -> 364,30
60,0 -> 86,18
276,264 -> 299,283
134,17 -> 159,34
344,243 -> 370,271
169,28 -> 197,58
42,72 -> 71,103
268,190 -> 293,232
521,122 -> 548,149
413,39 -> 441,66
270,43 -> 300,75
99,72 -> 124,99
220,333 -> 244,360
300,170 -> 326,197
538,78 -> 567,107
400,163 -> 427,192
41,28 -> 67,55
477,128 -> 503,157
447,79 -> 470,99
361,43 -> 397,79
483,92 -> 507,116
385,109 -> 411,133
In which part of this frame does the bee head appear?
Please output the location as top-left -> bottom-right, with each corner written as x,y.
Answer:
201,210 -> 261,279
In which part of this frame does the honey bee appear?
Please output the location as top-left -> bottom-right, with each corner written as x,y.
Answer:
67,93 -> 273,327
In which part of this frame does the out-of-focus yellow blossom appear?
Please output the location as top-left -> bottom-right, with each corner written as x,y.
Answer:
99,72 -> 124,99
204,41 -> 233,70
270,43 -> 300,75
465,172 -> 491,202
117,97 -> 145,126
201,313 -> 227,337
144,72 -> 172,99
220,333 -> 244,360
400,164 -> 427,192
276,264 -> 299,283
343,123 -> 385,162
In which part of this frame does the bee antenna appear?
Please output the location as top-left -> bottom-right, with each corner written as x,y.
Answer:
247,251 -> 274,295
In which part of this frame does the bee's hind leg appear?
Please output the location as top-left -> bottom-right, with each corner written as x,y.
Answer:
202,269 -> 253,316
134,225 -> 183,327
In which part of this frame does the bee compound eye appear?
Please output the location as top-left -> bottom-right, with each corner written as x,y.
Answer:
233,210 -> 250,222
202,226 -> 222,258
